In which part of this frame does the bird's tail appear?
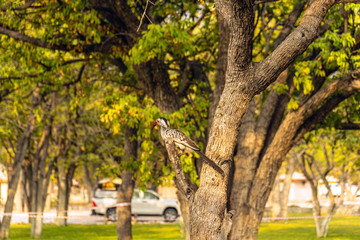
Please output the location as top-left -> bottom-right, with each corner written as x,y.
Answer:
196,151 -> 225,177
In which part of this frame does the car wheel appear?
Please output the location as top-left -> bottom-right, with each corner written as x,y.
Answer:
106,208 -> 116,222
163,208 -> 178,222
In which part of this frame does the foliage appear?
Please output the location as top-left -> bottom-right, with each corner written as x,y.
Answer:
129,22 -> 195,65
100,83 -> 210,187
254,2 -> 360,111
301,129 -> 360,187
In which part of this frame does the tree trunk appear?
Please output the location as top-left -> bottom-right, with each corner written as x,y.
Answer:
339,163 -> 346,205
208,12 -> 229,135
116,125 -> 137,240
56,162 -> 76,226
0,90 -> 39,239
83,162 -> 98,203
270,154 -> 298,220
116,172 -> 134,240
0,166 -> 25,239
279,154 -> 297,218
270,174 -> 281,219
134,59 -> 182,113
53,124 -> 74,226
30,123 -> 52,239
55,163 -> 67,226
176,190 -> 191,240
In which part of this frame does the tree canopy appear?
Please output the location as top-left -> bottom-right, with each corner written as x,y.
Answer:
0,0 -> 360,239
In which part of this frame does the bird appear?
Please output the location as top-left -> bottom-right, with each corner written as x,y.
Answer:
151,117 -> 225,177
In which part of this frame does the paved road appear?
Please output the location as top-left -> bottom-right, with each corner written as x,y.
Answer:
8,211 -> 176,224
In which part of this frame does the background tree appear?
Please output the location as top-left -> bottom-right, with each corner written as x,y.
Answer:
1,1 -> 360,240
0,88 -> 40,239
26,92 -> 55,238
269,151 -> 299,220
297,132 -> 338,238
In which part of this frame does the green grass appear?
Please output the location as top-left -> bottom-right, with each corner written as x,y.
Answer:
258,217 -> 360,240
7,217 -> 360,239
8,223 -> 184,240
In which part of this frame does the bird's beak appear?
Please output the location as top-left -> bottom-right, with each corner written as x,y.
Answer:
151,121 -> 157,131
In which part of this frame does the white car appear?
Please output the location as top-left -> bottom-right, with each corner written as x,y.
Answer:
92,188 -> 180,221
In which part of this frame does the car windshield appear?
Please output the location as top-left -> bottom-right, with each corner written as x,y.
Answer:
94,189 -> 161,200
94,189 -> 117,198
144,191 -> 159,200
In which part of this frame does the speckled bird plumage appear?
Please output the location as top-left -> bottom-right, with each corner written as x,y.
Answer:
151,117 -> 224,176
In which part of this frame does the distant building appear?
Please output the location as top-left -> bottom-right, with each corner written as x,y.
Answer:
0,164 -> 24,211
0,164 -> 7,205
279,172 -> 312,203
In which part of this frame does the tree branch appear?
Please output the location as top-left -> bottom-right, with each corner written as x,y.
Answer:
164,141 -> 196,200
336,122 -> 360,130
0,26 -> 111,54
273,0 -> 307,49
137,0 -> 155,32
0,0 -> 36,11
293,72 -> 360,143
0,26 -> 68,51
297,70 -> 360,121
255,0 -> 280,4
254,0 -> 335,93
0,116 -> 25,131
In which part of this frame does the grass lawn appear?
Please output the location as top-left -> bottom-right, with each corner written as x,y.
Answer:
7,217 -> 360,239
8,223 -> 184,240
258,216 -> 360,240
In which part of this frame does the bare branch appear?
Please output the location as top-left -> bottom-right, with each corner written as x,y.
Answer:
0,116 -> 25,131
137,0 -> 155,32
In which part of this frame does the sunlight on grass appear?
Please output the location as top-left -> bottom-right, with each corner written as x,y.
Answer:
7,217 -> 360,240
8,223 -> 184,240
258,217 -> 360,240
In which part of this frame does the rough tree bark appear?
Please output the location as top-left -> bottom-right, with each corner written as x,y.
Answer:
116,125 -> 138,240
